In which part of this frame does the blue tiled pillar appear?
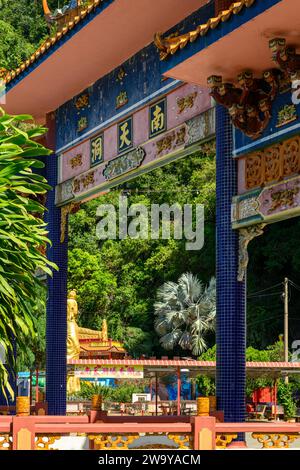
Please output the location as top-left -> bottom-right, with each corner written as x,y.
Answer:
45,113 -> 67,415
215,105 -> 246,424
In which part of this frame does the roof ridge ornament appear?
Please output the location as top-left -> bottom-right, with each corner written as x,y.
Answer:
42,0 -> 87,30
42,0 -> 51,17
154,0 -> 256,60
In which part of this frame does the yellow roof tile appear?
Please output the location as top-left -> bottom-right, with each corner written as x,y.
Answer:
3,0 -> 105,85
154,0 -> 256,60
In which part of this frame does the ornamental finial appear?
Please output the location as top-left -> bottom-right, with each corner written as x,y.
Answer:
42,0 -> 51,16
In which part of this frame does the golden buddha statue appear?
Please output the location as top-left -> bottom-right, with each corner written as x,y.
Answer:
67,289 -> 106,361
67,289 -> 109,394
101,319 -> 108,342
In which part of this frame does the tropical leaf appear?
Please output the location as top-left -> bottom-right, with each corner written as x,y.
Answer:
0,109 -> 55,400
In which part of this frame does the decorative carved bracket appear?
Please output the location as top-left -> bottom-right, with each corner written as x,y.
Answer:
270,38 -> 300,81
208,70 -> 279,139
60,202 -> 81,243
238,224 -> 266,282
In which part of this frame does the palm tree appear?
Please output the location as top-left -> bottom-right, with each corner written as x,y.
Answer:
154,273 -> 216,356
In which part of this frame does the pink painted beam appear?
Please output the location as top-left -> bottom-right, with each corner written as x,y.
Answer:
0,416 -> 12,433
0,416 -> 13,423
216,422 -> 300,433
32,415 -> 89,424
100,416 -> 190,423
0,424 -> 11,433
35,422 -> 192,434
2,415 -> 89,424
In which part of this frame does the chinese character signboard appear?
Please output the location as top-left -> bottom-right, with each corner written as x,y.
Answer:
91,133 -> 104,167
74,364 -> 144,379
56,84 -> 214,206
149,98 -> 166,138
118,117 -> 133,154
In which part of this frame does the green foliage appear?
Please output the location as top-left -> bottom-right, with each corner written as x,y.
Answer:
247,218 -> 300,348
0,0 -> 71,70
197,342 -> 293,402
16,284 -> 47,371
123,327 -> 153,357
68,248 -> 117,330
195,375 -> 215,397
69,381 -> 112,401
246,341 -> 284,362
198,344 -> 216,361
154,273 -> 216,355
0,20 -> 33,70
68,152 -> 216,356
110,382 -> 145,403
277,381 -> 297,419
69,380 -> 145,403
0,109 -> 55,399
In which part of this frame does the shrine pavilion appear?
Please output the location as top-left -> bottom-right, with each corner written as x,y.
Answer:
2,0 -> 300,432
78,338 -> 126,360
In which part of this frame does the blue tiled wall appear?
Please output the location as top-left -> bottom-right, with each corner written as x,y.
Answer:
45,150 -> 68,415
216,105 -> 246,426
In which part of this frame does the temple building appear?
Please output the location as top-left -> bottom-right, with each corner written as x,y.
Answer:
79,337 -> 126,360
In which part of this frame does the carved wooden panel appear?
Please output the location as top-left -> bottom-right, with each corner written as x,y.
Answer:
89,434 -> 139,450
0,434 -> 12,450
246,153 -> 263,188
88,433 -> 193,450
252,433 -> 300,449
245,136 -> 300,190
282,138 -> 300,176
35,435 -> 60,450
216,433 -> 238,449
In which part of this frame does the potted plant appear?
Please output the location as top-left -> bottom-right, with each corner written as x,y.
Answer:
195,376 -> 216,415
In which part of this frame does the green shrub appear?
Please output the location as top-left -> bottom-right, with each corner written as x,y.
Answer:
277,381 -> 297,419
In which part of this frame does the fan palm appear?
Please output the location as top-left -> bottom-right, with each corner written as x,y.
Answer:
0,109 -> 55,400
154,273 -> 216,356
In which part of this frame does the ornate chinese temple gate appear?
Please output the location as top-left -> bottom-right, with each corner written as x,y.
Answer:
2,0 -> 300,435
154,0 -> 300,427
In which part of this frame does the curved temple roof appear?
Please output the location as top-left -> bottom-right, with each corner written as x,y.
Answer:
4,0 -> 107,86
3,0 -> 204,120
154,0 -> 256,60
